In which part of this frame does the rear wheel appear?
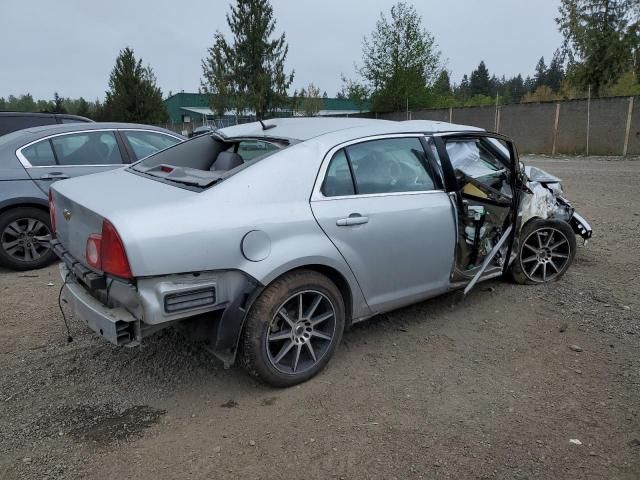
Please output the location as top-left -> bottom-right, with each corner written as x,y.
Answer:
241,270 -> 345,387
510,218 -> 576,285
0,207 -> 55,271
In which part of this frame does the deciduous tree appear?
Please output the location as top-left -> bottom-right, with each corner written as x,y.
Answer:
358,2 -> 441,112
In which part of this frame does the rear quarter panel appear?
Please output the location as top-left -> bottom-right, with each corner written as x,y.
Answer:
0,178 -> 47,211
115,140 -> 372,319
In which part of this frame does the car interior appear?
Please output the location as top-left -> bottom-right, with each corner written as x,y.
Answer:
131,134 -> 286,188
447,138 -> 515,277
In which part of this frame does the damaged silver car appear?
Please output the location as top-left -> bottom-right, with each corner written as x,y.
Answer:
49,118 -> 591,386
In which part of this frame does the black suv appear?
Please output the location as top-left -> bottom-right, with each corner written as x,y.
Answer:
0,111 -> 93,136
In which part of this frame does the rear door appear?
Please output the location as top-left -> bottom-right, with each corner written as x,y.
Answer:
311,135 -> 456,313
18,130 -> 127,194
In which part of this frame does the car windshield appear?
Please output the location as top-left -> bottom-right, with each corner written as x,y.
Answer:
130,134 -> 287,188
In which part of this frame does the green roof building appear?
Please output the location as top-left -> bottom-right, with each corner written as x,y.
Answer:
163,92 -> 370,130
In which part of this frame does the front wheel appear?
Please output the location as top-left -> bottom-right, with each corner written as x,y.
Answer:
240,270 -> 345,387
510,218 -> 576,285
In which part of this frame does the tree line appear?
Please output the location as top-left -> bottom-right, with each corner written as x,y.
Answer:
2,0 -> 639,122
0,47 -> 167,123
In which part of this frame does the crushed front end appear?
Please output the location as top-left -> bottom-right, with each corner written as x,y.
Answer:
518,165 -> 592,243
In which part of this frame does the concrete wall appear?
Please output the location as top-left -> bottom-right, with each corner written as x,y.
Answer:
500,103 -> 557,154
377,96 -> 640,156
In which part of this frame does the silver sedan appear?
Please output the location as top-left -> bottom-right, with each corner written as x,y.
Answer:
49,118 -> 592,386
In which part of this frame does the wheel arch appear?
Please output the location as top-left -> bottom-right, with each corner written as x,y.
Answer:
282,264 -> 354,325
0,199 -> 49,218
211,261 -> 360,368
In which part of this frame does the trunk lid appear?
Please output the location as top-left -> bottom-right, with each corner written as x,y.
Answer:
50,168 -> 196,269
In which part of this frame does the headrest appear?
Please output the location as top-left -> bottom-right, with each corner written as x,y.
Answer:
211,151 -> 243,171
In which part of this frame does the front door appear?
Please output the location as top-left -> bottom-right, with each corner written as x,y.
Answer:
434,134 -> 518,280
311,136 -> 456,313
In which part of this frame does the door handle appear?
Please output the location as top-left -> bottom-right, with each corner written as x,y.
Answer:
336,214 -> 369,226
40,172 -> 69,180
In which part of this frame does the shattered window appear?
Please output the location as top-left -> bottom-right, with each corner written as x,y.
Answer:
446,140 -> 502,179
446,139 -> 512,200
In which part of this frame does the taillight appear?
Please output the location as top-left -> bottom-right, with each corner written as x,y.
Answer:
101,220 -> 132,279
84,220 -> 132,279
48,190 -> 56,233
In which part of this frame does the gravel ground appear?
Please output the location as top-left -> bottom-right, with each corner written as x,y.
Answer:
0,155 -> 638,479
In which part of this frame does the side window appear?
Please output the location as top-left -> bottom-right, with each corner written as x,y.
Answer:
51,131 -> 123,165
20,140 -> 56,166
346,138 -> 436,195
445,140 -> 511,197
322,150 -> 355,197
235,140 -> 279,162
123,131 -> 181,160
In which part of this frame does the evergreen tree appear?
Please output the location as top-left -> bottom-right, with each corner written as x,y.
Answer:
457,74 -> 471,101
546,50 -> 566,92
201,0 -> 294,118
52,92 -> 67,114
433,70 -> 451,95
469,61 -> 491,96
76,97 -> 91,118
524,75 -> 536,93
104,47 -> 167,123
556,0 -> 639,95
534,57 -> 548,89
508,74 -> 526,103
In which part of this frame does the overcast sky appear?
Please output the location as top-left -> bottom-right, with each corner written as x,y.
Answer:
0,0 -> 563,100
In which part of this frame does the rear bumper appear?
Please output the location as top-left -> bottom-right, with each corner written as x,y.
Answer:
53,234 -> 261,364
60,263 -> 138,345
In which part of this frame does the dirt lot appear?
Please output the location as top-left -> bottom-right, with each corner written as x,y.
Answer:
1,156 -> 638,480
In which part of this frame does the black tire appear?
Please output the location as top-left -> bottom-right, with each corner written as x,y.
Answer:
510,218 -> 576,285
0,207 -> 56,271
240,269 -> 345,387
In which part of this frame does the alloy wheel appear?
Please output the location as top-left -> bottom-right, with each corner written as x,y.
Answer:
266,290 -> 337,375
1,217 -> 52,262
520,227 -> 571,283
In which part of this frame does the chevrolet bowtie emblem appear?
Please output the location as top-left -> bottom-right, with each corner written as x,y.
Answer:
63,209 -> 72,221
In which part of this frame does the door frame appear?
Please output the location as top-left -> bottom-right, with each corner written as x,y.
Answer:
310,133 -> 445,201
431,131 -> 522,280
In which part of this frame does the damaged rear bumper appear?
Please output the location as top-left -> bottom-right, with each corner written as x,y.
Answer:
60,263 -> 139,345
53,239 -> 261,366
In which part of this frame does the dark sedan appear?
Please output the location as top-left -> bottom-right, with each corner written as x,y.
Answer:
0,122 -> 184,270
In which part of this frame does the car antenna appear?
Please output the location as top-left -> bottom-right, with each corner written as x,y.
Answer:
259,118 -> 276,131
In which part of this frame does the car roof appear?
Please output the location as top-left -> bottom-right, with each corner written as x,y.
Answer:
217,117 -> 483,144
0,122 -> 185,153
0,111 -> 92,121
